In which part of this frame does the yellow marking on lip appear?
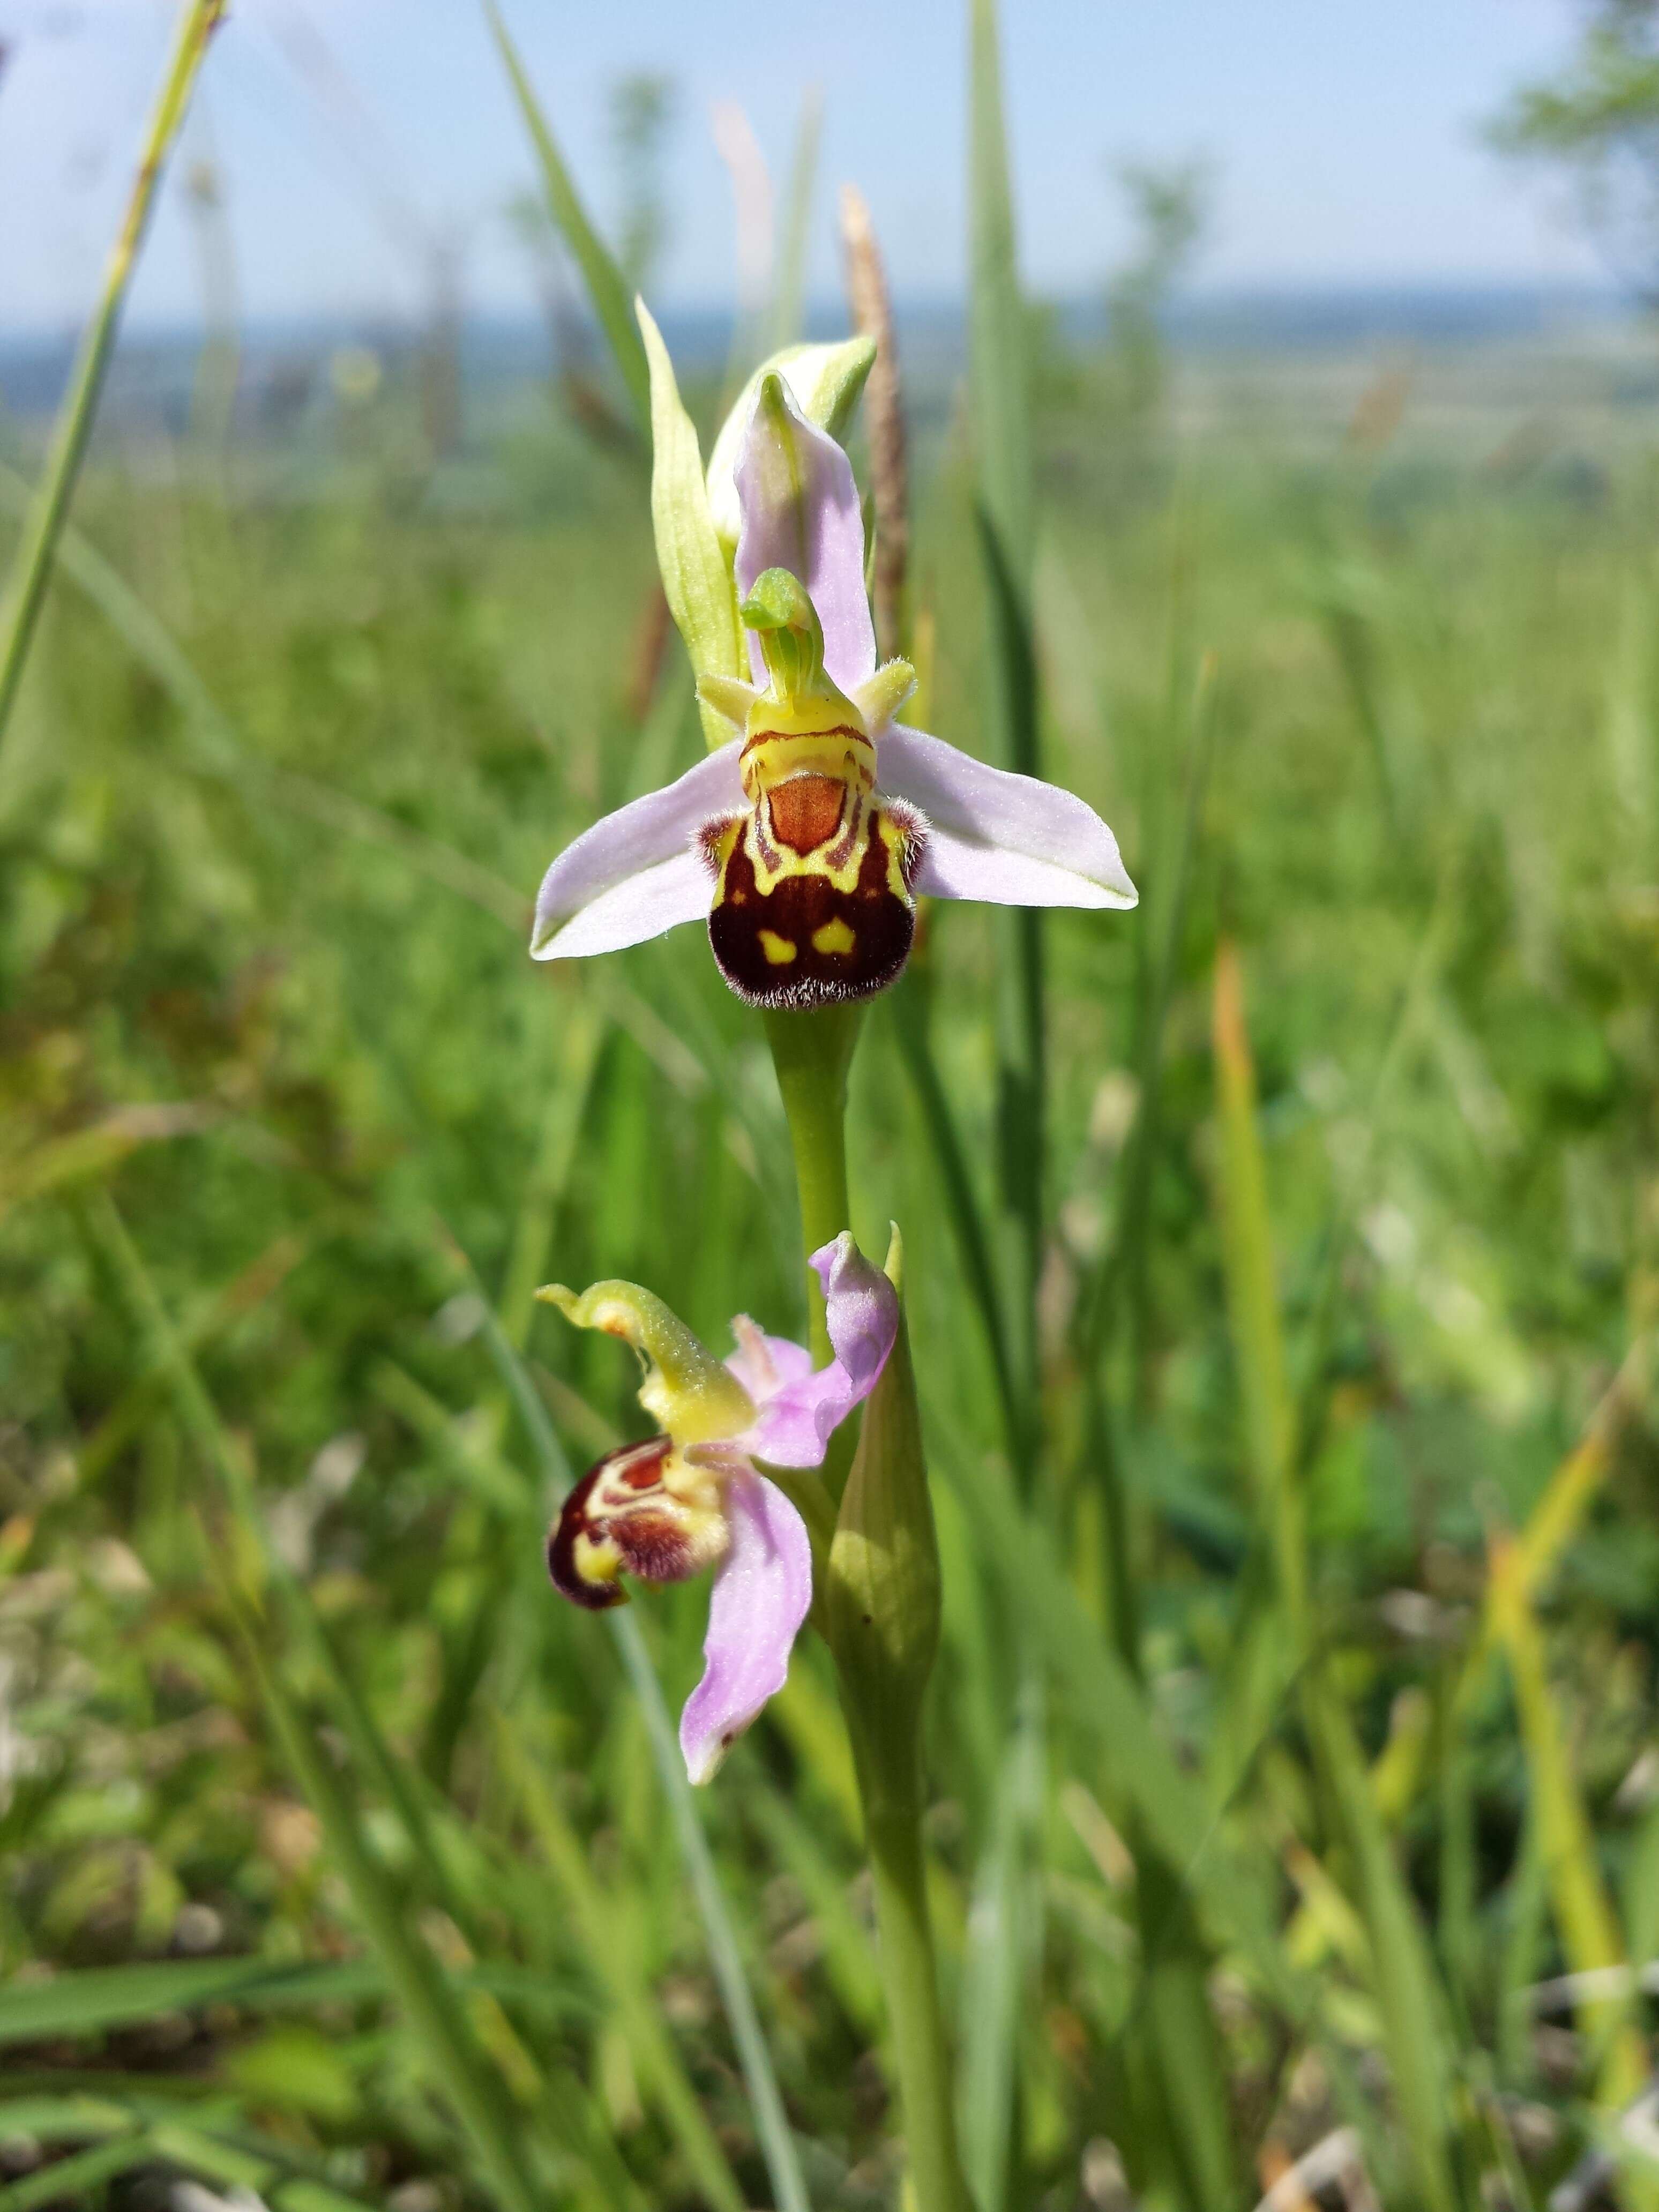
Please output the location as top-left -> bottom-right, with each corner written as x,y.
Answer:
811,917 -> 857,956
573,1529 -> 623,1588
758,930 -> 797,965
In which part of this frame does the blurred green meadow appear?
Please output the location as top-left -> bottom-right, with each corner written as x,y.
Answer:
4,76 -> 1659,2212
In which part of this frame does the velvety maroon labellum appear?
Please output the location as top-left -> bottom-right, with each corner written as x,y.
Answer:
547,1436 -> 677,1609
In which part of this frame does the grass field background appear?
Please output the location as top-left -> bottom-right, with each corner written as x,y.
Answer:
2,125 -> 1659,2212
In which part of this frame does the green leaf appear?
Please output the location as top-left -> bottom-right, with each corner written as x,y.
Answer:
485,1 -> 651,439
637,300 -> 746,750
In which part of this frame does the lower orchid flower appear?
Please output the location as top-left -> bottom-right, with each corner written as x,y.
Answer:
531,346 -> 1136,1006
539,1231 -> 898,1783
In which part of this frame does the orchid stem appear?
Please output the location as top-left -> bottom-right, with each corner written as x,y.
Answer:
862,1787 -> 974,2212
764,1005 -> 858,1369
766,1000 -> 970,2212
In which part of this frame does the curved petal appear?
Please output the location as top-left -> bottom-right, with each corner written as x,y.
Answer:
742,1231 -> 898,1467
877,724 -> 1138,911
531,742 -> 742,960
679,1470 -> 812,1784
735,377 -> 876,697
727,1316 -> 816,1404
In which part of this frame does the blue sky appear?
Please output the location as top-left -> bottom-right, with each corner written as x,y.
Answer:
0,0 -> 1607,338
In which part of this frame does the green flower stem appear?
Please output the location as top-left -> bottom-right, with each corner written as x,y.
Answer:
860,1781 -> 973,2212
767,1005 -> 969,2212
764,1004 -> 860,1369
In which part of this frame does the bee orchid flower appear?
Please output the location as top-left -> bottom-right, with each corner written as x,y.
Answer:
531,342 -> 1136,1006
539,1231 -> 898,1783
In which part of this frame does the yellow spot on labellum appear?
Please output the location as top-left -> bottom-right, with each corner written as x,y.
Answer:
811,917 -> 857,956
759,930 -> 797,965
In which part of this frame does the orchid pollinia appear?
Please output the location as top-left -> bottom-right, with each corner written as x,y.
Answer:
539,1232 -> 897,1783
530,322 -> 1137,1006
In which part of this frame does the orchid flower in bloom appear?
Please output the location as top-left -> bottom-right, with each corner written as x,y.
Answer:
531,327 -> 1137,1007
540,1231 -> 897,1783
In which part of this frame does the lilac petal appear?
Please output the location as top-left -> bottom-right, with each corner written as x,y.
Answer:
726,1316 -> 816,1405
877,724 -> 1138,911
531,741 -> 743,959
734,378 -> 876,697
679,1470 -> 812,1784
742,1232 -> 898,1468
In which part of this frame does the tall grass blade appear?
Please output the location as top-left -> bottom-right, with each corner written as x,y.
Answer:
1210,941 -> 1304,1632
967,0 -> 1032,583
766,87 -> 822,352
0,0 -> 226,754
0,1959 -> 591,2048
1305,1686 -> 1460,2212
968,0 -> 1046,1430
487,1 -> 652,439
887,980 -> 1021,1455
1489,1531 -> 1649,2110
957,1680 -> 1043,2212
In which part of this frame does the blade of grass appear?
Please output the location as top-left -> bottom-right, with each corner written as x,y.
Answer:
497,1000 -> 608,1348
967,0 -> 1032,585
969,0 -> 1045,1417
1304,1685 -> 1460,2212
0,0 -> 226,754
461,1255 -> 814,2212
956,1678 -> 1043,2212
886,975 -> 1021,1458
485,1 -> 651,439
0,2140 -> 153,2212
1211,941 -> 1304,1634
1084,649 -> 1217,1391
0,1959 -> 593,2049
1489,1529 -> 1649,2111
765,87 -> 821,353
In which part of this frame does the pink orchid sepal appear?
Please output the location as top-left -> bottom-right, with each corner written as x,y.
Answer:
530,332 -> 1136,1006
539,1232 -> 899,1783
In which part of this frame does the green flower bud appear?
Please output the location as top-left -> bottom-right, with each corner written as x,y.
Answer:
824,1230 -> 942,1805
